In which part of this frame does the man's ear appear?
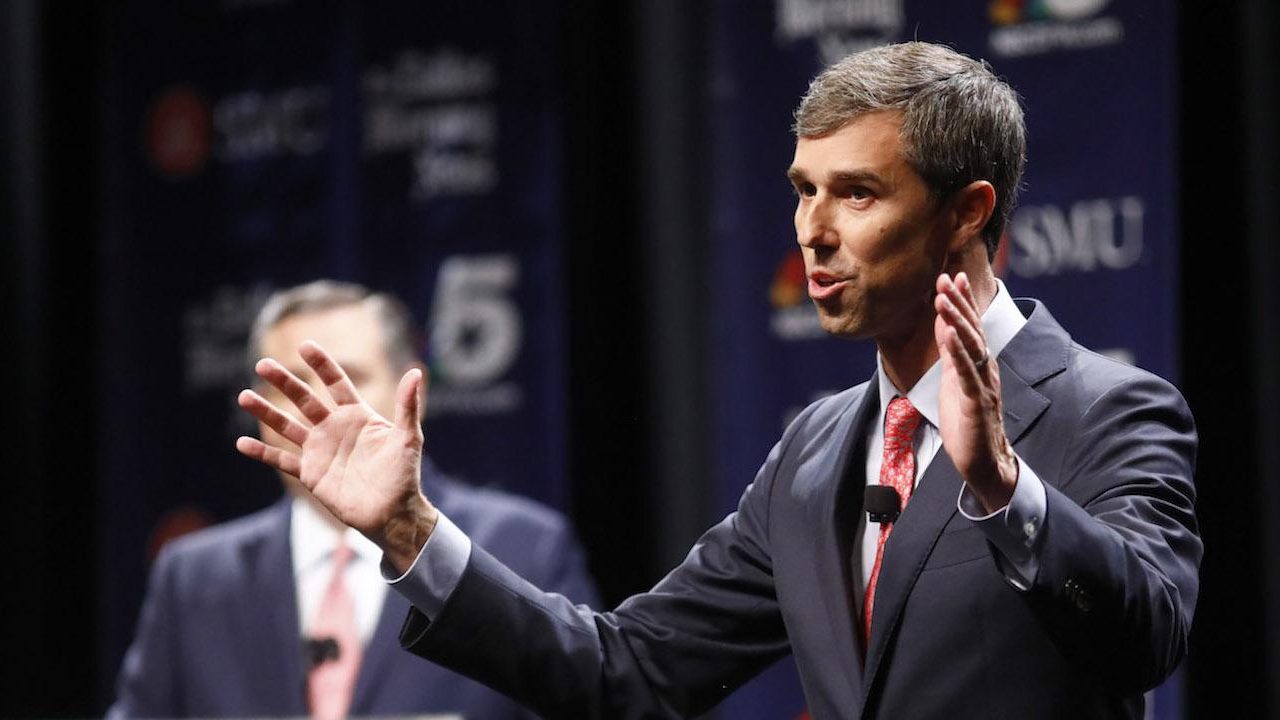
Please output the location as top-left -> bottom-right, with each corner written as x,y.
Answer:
948,180 -> 997,252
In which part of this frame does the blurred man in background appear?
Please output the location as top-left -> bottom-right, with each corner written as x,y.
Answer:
110,279 -> 598,719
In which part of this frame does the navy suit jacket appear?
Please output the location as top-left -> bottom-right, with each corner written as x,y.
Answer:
397,300 -> 1201,719
110,462 -> 599,719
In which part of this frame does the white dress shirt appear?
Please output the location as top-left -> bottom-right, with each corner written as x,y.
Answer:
292,496 -> 388,645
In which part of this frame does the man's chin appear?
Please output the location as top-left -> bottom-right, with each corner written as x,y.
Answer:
815,308 -> 869,339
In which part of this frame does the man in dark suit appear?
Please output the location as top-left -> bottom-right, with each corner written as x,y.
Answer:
111,280 -> 598,719
236,43 -> 1200,718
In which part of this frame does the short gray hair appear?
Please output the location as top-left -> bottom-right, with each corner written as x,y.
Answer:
247,279 -> 420,378
793,41 -> 1026,259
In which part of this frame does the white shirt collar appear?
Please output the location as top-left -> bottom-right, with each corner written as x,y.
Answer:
875,279 -> 1028,428
290,495 -> 383,577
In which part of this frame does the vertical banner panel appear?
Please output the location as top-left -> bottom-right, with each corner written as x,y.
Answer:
707,1 -> 1178,718
96,0 -> 565,702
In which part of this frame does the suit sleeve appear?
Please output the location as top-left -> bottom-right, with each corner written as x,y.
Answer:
397,421 -> 806,719
524,518 -> 602,609
107,547 -> 183,719
1024,373 -> 1201,692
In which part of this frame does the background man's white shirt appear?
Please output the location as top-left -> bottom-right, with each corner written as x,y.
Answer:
293,497 -> 387,644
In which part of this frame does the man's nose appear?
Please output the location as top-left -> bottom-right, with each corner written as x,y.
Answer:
796,197 -> 837,249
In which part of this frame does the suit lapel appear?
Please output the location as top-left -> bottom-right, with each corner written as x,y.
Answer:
243,500 -> 307,714
999,299 -> 1068,443
813,380 -> 881,707
351,589 -> 411,712
997,351 -> 1051,446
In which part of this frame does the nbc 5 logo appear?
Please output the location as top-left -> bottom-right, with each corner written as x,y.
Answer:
428,254 -> 522,386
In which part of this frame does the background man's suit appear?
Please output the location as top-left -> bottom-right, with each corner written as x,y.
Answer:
110,460 -> 599,719
394,299 -> 1200,719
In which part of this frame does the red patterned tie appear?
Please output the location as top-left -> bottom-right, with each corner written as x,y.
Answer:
862,396 -> 924,650
307,542 -> 362,720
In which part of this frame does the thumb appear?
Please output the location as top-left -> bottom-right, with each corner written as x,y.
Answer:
394,368 -> 424,434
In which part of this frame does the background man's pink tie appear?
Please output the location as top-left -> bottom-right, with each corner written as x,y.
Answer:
307,542 -> 361,720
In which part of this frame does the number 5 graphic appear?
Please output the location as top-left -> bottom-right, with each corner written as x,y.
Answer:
429,254 -> 522,386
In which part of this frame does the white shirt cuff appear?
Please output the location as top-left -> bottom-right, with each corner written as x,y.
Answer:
956,454 -> 1047,591
381,511 -> 472,619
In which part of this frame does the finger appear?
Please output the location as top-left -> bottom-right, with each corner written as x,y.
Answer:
934,291 -> 988,367
944,327 -> 985,395
936,313 -> 955,372
953,272 -> 985,328
394,368 -> 424,434
236,436 -> 302,478
255,358 -> 332,425
937,273 -> 984,333
299,340 -> 361,406
238,389 -> 309,446
952,273 -> 997,377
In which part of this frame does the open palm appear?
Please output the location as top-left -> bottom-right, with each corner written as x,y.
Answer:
236,340 -> 431,549
936,328 -> 999,481
933,272 -> 1018,512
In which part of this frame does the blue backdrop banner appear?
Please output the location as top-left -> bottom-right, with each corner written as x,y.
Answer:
96,0 -> 567,703
706,1 -> 1179,718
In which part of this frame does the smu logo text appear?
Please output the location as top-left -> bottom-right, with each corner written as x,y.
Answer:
1006,196 -> 1144,278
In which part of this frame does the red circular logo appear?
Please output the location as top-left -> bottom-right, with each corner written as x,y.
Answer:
145,85 -> 212,179
147,505 -> 214,564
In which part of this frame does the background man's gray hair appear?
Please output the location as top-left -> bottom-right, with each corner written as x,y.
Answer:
793,41 -> 1026,260
247,279 -> 420,378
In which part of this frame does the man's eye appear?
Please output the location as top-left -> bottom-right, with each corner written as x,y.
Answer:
849,186 -> 872,200
793,183 -> 816,197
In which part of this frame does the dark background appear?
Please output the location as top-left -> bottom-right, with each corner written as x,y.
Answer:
3,1 -> 1277,717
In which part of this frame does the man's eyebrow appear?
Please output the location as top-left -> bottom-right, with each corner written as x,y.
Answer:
784,167 -> 886,185
830,169 -> 885,185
